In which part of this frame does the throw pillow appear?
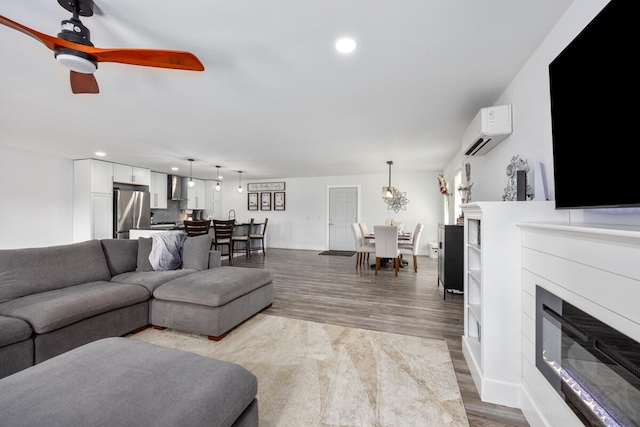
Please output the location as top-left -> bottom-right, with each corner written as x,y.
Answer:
135,237 -> 154,272
182,234 -> 212,270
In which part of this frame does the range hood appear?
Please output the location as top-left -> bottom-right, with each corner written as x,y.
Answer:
168,175 -> 184,200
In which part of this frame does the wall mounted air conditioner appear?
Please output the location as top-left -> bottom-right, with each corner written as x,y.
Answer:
462,104 -> 512,156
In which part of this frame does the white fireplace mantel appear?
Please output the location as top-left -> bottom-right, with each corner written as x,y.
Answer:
517,221 -> 640,427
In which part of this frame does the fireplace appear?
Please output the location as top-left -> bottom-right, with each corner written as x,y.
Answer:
536,286 -> 640,427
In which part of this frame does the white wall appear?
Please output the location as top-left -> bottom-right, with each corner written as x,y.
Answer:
205,171 -> 443,255
442,0 -> 640,227
0,147 -> 74,249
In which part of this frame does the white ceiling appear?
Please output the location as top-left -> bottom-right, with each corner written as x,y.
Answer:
0,0 -> 573,182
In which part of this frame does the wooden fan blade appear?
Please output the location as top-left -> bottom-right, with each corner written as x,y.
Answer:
1,13 -> 204,72
70,71 -> 99,94
84,47 -> 205,71
0,14 -> 60,51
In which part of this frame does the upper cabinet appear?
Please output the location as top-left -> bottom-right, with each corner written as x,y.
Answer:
149,172 -> 168,209
89,159 -> 114,194
181,178 -> 206,210
113,163 -> 151,186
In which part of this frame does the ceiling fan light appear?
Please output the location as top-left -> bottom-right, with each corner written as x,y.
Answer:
56,53 -> 97,74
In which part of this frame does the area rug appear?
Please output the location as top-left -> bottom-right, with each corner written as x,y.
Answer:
129,314 -> 469,427
319,250 -> 356,256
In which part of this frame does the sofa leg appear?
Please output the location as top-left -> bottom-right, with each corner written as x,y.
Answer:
208,331 -> 229,341
153,325 -> 166,330
130,326 -> 148,334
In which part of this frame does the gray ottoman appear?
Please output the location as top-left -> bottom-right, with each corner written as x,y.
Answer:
0,337 -> 258,427
151,267 -> 274,340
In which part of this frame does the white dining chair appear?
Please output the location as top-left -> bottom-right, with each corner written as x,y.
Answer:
352,223 -> 375,269
374,225 -> 400,276
359,223 -> 371,240
399,223 -> 424,272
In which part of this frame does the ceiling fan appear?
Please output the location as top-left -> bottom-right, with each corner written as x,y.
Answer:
0,0 -> 205,94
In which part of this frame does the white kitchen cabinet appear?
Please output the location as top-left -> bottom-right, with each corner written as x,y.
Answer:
90,160 -> 114,193
113,163 -> 151,186
181,178 -> 206,210
91,193 -> 113,240
149,172 -> 168,209
73,159 -> 115,242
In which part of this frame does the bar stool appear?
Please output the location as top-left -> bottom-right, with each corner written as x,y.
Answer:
231,218 -> 253,259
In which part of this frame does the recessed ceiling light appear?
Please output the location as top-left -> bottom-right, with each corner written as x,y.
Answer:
95,151 -> 106,157
335,37 -> 357,54
171,167 -> 178,171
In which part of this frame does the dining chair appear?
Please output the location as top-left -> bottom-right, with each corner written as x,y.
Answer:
212,219 -> 235,265
183,220 -> 211,237
249,218 -> 268,256
231,218 -> 253,259
374,225 -> 400,276
399,223 -> 424,272
352,223 -> 375,269
359,223 -> 371,240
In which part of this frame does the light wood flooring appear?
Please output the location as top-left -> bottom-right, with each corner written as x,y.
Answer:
232,248 -> 530,427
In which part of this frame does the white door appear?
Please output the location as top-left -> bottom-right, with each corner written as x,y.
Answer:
329,187 -> 357,251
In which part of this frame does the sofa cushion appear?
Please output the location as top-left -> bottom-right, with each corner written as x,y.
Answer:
154,267 -> 273,308
0,240 -> 112,304
0,315 -> 32,348
111,269 -> 197,293
101,239 -> 138,276
0,337 -> 258,427
136,237 -> 154,272
0,282 -> 150,334
182,234 -> 212,270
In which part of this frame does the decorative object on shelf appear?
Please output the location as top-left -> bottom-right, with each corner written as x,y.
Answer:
214,166 -> 222,192
260,192 -> 271,210
502,155 -> 534,201
457,163 -> 473,204
236,171 -> 244,194
247,182 -> 286,192
248,193 -> 258,210
437,174 -> 450,196
382,161 -> 397,201
274,192 -> 286,211
385,188 -> 409,213
187,159 -> 195,188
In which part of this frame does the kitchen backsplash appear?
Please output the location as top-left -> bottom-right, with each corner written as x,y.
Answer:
151,200 -> 188,224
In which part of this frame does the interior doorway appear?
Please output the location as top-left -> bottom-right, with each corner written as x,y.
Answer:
328,187 -> 358,251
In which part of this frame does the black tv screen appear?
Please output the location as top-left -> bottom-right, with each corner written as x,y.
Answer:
549,0 -> 638,209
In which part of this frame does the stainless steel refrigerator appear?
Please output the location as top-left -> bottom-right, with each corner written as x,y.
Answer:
114,190 -> 151,239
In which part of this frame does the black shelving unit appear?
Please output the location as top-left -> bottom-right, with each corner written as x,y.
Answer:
437,224 -> 464,300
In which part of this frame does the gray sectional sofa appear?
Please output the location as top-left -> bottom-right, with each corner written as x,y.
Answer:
0,235 -> 274,378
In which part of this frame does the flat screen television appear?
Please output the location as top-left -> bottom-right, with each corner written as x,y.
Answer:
549,0 -> 638,209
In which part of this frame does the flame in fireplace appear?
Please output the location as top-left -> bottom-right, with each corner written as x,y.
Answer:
543,351 -> 622,427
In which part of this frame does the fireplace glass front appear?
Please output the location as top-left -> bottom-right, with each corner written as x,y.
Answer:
536,286 -> 640,427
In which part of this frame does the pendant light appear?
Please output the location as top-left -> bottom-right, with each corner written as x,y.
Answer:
187,159 -> 195,188
382,160 -> 397,200
237,171 -> 244,194
214,166 -> 222,192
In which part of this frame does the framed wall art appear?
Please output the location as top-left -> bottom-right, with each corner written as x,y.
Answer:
247,182 -> 286,192
260,192 -> 271,210
274,192 -> 286,210
248,193 -> 259,211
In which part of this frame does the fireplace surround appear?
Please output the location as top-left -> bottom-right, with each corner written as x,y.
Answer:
519,222 -> 640,427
